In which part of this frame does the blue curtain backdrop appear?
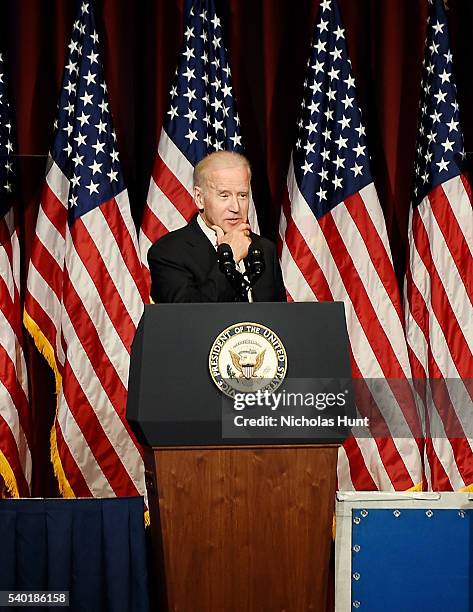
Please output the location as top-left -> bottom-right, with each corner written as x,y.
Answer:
0,497 -> 149,612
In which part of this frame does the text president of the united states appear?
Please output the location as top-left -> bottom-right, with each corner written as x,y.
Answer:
148,151 -> 287,303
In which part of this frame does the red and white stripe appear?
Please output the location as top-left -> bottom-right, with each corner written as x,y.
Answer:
405,174 -> 473,490
139,128 -> 260,279
0,209 -> 31,496
280,154 -> 423,491
25,160 -> 148,500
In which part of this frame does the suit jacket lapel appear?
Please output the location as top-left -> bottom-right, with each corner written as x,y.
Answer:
185,214 -> 217,267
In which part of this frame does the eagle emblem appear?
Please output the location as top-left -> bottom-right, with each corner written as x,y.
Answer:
209,322 -> 287,398
229,349 -> 266,379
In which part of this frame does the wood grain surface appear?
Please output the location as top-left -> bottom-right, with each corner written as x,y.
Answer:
145,445 -> 338,612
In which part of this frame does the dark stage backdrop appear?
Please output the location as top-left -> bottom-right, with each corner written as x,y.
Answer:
3,0 -> 473,495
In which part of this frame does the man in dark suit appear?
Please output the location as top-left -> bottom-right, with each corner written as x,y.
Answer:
148,151 -> 286,303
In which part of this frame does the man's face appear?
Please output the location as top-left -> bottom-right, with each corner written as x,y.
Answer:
195,163 -> 250,234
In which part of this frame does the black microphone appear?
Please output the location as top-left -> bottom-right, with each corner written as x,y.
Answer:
217,243 -> 249,301
217,243 -> 237,279
245,244 -> 265,286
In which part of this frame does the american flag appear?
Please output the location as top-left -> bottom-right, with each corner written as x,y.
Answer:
24,2 -> 148,502
405,0 -> 473,491
139,0 -> 258,275
279,0 -> 423,491
0,52 -> 31,497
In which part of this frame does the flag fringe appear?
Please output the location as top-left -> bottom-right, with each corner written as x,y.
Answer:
50,420 -> 76,498
23,310 -> 61,394
23,309 -> 74,498
24,310 -> 150,522
0,449 -> 20,498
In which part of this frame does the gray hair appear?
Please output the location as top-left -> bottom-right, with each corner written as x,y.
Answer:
193,150 -> 252,191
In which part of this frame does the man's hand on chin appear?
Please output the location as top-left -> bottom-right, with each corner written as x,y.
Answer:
212,222 -> 251,263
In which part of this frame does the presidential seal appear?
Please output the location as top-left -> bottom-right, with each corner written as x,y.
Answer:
209,322 -> 287,398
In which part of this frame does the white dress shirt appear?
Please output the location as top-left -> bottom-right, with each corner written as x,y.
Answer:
197,213 -> 253,302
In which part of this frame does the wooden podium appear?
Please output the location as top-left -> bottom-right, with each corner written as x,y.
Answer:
127,303 -> 352,612
145,444 -> 338,612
